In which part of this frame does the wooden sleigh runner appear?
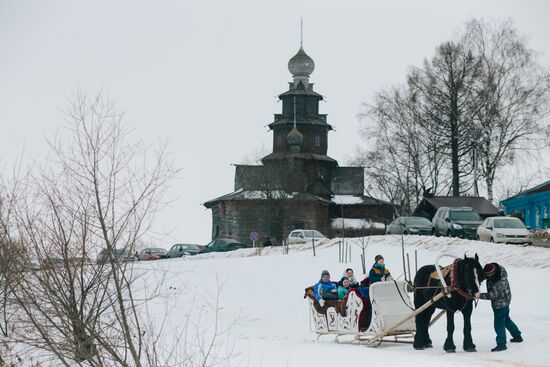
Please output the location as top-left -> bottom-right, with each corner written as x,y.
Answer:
306,280 -> 445,347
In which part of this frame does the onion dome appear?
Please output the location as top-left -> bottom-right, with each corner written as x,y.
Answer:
288,47 -> 315,77
286,126 -> 303,152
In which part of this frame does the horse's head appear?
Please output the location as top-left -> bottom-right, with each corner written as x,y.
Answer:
458,253 -> 484,298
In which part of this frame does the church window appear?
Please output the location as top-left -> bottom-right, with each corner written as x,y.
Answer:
315,135 -> 321,148
277,135 -> 282,146
317,167 -> 325,180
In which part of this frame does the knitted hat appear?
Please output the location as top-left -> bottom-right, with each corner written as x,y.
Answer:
375,255 -> 384,262
321,270 -> 330,277
340,276 -> 350,283
483,263 -> 497,278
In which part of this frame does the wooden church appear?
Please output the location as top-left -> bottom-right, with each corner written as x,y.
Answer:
204,42 -> 395,245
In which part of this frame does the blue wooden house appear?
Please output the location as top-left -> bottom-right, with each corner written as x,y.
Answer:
501,180 -> 550,229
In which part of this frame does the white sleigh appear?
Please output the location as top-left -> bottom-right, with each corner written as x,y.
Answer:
310,290 -> 364,335
309,280 -> 419,346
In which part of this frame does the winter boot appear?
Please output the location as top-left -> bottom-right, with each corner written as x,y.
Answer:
510,336 -> 523,343
491,345 -> 507,352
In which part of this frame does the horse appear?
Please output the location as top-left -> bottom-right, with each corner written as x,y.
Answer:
413,254 -> 484,352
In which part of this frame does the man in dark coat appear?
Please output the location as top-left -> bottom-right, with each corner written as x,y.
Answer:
477,263 -> 523,352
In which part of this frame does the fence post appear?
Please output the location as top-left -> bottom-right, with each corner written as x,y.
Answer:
344,240 -> 348,263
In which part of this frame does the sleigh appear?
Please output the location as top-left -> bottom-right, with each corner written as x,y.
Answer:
306,280 -> 444,347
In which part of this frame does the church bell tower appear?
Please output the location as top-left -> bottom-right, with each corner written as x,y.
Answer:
261,39 -> 337,196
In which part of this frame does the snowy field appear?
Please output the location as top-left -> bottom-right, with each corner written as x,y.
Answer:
134,236 -> 550,367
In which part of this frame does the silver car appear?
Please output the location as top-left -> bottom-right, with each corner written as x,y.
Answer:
477,217 -> 532,244
287,229 -> 326,244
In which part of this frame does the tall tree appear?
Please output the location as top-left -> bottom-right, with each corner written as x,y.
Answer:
464,19 -> 550,202
356,86 -> 451,214
408,41 -> 482,196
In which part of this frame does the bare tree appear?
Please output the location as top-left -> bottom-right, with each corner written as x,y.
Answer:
464,19 -> 550,202
408,41 -> 482,197
0,195 -> 18,340
250,159 -> 295,244
356,85 -> 451,214
1,91 -> 184,366
356,19 -> 549,213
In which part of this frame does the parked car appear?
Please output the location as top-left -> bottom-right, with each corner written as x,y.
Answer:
386,216 -> 433,235
43,256 -> 93,267
199,238 -> 249,254
168,243 -> 201,258
287,229 -> 327,244
432,207 -> 483,239
138,248 -> 168,261
477,216 -> 533,245
96,248 -> 134,264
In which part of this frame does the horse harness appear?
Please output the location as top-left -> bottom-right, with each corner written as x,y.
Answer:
416,259 -> 475,301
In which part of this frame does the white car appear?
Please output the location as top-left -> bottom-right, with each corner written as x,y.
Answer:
287,229 -> 327,244
476,217 -> 532,245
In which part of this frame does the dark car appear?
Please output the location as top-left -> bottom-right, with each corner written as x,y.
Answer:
96,248 -> 134,264
386,216 -> 433,235
199,238 -> 249,254
432,207 -> 483,239
168,243 -> 201,258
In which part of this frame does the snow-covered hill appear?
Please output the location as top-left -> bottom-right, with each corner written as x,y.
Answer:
135,236 -> 550,367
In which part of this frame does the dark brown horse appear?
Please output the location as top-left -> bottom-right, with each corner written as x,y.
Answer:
413,254 -> 484,352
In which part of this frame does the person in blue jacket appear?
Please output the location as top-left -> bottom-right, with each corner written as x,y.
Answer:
369,255 -> 392,284
313,270 -> 337,306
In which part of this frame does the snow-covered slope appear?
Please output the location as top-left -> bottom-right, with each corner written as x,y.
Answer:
135,236 -> 550,367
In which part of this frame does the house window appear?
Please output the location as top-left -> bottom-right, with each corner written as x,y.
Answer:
277,135 -> 282,146
215,225 -> 220,238
315,135 -> 321,148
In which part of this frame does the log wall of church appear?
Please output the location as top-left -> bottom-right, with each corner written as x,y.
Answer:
209,200 -> 330,245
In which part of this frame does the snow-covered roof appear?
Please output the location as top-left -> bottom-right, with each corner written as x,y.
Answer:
331,218 -> 386,230
242,190 -> 297,199
203,189 -> 332,207
331,195 -> 364,205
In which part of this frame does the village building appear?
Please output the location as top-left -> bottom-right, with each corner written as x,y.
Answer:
501,180 -> 550,229
204,44 -> 395,244
413,196 -> 499,220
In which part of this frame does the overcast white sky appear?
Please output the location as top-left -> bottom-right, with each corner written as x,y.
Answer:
1,0 -> 549,246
